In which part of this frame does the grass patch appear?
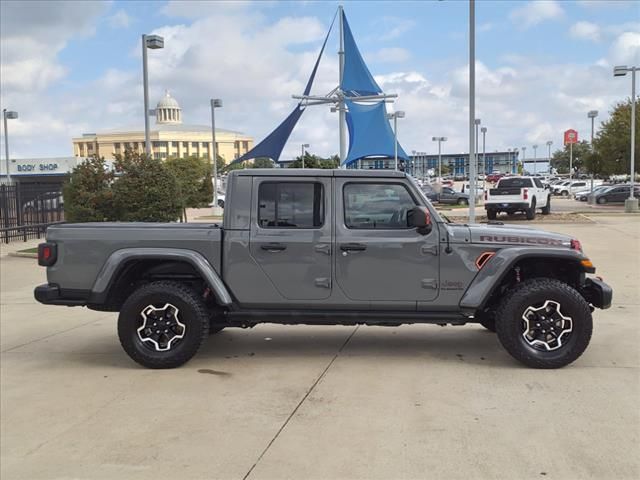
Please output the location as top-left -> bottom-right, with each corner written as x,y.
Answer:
17,247 -> 38,254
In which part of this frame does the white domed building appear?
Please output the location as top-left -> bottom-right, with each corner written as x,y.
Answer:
72,91 -> 253,163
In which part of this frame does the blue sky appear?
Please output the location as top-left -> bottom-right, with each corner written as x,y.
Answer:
1,0 -> 639,160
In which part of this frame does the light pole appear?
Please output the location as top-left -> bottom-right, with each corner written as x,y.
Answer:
432,137 -> 447,179
513,147 -> 519,174
141,34 -> 164,157
210,98 -> 223,215
587,110 -> 598,199
532,144 -> 538,175
522,146 -> 527,174
387,111 -> 405,170
480,126 -> 487,178
614,65 -> 638,212
2,109 -> 18,183
301,143 -> 310,168
468,0 -> 477,223
546,140 -> 553,175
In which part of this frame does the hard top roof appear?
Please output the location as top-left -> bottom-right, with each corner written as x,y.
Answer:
230,168 -> 407,178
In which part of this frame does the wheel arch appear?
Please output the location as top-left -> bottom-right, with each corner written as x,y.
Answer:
460,248 -> 590,312
90,248 -> 232,309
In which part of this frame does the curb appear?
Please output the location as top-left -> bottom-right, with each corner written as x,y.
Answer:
7,252 -> 37,259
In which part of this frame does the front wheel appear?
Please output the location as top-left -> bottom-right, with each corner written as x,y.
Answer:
541,196 -> 551,215
118,281 -> 210,369
457,198 -> 468,206
597,197 -> 607,205
486,209 -> 497,220
495,278 -> 592,369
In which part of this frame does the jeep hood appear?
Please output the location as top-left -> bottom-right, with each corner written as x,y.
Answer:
468,223 -> 573,248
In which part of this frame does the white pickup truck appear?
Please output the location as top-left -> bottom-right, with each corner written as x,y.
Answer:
484,176 -> 550,220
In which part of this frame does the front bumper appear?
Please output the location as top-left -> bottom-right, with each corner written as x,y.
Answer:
582,277 -> 613,309
34,284 -> 88,306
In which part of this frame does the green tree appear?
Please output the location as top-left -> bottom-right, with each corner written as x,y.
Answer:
63,156 -> 115,222
166,156 -> 212,220
252,157 -> 274,168
112,151 -> 182,222
593,97 -> 640,175
550,140 -> 591,175
288,153 -> 339,169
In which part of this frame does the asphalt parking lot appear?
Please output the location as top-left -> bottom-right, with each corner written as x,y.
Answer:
1,214 -> 639,480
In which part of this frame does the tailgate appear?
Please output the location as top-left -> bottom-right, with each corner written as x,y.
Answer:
486,188 -> 524,204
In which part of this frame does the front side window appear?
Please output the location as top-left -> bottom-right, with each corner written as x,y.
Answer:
258,182 -> 324,229
344,183 -> 417,229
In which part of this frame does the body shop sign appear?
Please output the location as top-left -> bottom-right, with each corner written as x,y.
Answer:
564,129 -> 578,145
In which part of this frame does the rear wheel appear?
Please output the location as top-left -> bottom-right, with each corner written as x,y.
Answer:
597,196 -> 607,204
457,198 -> 468,206
525,199 -> 536,220
118,281 -> 209,369
495,278 -> 592,369
561,190 -> 569,197
486,209 -> 497,220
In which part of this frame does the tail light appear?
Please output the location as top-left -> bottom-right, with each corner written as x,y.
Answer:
38,242 -> 57,267
570,239 -> 583,252
523,188 -> 528,200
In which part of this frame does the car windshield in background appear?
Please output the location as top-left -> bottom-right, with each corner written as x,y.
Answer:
498,178 -> 532,188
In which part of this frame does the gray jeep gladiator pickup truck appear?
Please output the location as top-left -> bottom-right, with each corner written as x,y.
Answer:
35,169 -> 612,369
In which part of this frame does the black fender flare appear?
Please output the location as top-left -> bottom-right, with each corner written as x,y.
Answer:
459,247 -> 590,311
90,248 -> 232,306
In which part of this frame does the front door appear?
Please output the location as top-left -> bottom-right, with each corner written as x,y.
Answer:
335,180 -> 440,305
249,177 -> 332,301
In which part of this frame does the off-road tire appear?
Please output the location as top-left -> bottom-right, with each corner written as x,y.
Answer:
541,196 -> 551,215
495,278 -> 592,369
487,209 -> 497,220
118,281 -> 209,369
525,199 -> 536,220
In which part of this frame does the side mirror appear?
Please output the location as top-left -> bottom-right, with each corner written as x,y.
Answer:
409,206 -> 432,235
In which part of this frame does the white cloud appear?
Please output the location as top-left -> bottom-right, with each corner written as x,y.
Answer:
609,31 -> 640,65
570,21 -> 601,42
371,17 -> 416,41
510,1 -> 564,29
369,47 -> 411,64
478,23 -> 494,33
107,9 -> 132,29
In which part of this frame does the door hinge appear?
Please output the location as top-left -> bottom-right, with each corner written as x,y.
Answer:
421,244 -> 439,256
421,279 -> 438,289
315,277 -> 331,288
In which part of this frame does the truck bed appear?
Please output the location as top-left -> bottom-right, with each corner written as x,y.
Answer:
45,223 -> 223,292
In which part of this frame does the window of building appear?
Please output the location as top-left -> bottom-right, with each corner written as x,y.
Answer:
343,183 -> 417,229
258,182 -> 324,229
172,141 -> 178,147
183,142 -> 189,148
192,142 -> 198,148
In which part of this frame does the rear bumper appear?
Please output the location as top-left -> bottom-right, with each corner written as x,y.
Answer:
485,202 -> 529,211
34,284 -> 88,306
582,278 -> 613,310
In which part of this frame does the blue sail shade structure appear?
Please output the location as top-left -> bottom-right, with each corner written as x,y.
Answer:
340,12 -> 382,97
228,7 -> 408,168
344,100 -> 409,167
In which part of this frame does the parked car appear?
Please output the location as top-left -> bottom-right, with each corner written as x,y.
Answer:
208,191 -> 226,208
421,184 -> 440,202
34,168 -> 612,370
485,176 -> 550,220
22,193 -> 64,220
439,186 -> 469,205
593,185 -> 640,204
554,180 -> 602,197
573,185 -> 612,201
486,173 -> 504,184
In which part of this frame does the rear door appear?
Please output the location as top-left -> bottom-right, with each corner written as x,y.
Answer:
249,177 -> 332,300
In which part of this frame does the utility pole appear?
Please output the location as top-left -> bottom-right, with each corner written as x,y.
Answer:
468,0 -> 476,223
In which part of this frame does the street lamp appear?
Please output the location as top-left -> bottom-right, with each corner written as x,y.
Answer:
521,146 -> 527,173
387,111 -> 405,170
532,144 -> 538,175
210,98 -> 223,215
432,137 -> 447,179
301,143 -> 310,169
2,109 -> 18,183
141,34 -> 164,157
480,127 -> 487,178
512,147 -> 519,174
613,65 -> 638,212
546,141 -> 553,174
587,110 -> 598,144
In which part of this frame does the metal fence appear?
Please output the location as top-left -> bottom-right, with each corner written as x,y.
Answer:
0,183 -> 65,243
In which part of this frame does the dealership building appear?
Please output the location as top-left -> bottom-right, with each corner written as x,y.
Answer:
407,151 -> 521,177
71,91 -> 253,164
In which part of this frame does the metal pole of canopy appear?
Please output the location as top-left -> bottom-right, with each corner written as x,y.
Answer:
338,5 -> 346,167
468,0 -> 476,223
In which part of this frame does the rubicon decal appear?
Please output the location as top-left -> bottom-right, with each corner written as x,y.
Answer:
479,235 -> 565,246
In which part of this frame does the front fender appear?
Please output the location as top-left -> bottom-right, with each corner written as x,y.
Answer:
91,247 -> 232,306
459,247 -> 588,311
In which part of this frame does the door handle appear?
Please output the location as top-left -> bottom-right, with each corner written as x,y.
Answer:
261,243 -> 286,252
340,243 -> 367,252
314,243 -> 331,255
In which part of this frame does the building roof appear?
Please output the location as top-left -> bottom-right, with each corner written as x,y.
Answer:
84,124 -> 246,136
157,90 -> 180,109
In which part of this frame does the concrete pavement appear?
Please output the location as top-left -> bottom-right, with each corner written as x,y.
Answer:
1,215 -> 639,480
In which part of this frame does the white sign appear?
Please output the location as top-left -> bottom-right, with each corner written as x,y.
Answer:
1,157 -> 84,177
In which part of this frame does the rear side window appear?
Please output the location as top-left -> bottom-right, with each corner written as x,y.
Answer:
498,178 -> 533,188
533,178 -> 544,188
258,182 -> 324,228
344,183 -> 417,229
